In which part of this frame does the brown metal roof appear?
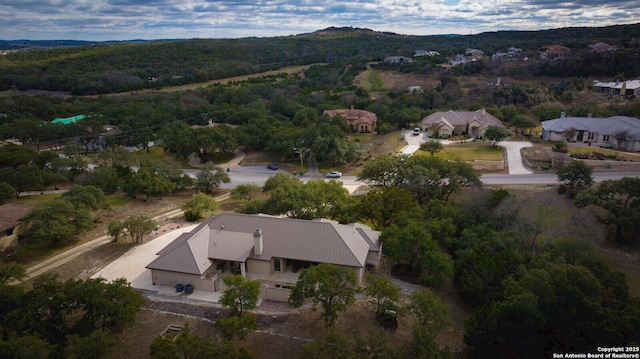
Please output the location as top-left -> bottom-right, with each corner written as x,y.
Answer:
0,204 -> 32,233
146,213 -> 381,274
0,204 -> 32,221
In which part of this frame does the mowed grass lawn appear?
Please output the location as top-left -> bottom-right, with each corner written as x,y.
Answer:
420,142 -> 504,161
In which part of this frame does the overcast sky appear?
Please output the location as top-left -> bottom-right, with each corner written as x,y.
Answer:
1,0 -> 638,41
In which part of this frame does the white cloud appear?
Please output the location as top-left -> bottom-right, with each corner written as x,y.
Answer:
0,0 -> 637,40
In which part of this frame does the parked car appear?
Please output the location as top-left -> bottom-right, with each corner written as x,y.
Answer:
326,171 -> 342,178
412,128 -> 421,136
267,164 -> 278,170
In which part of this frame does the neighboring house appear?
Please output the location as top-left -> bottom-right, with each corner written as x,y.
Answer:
589,42 -> 617,52
449,54 -> 468,66
541,113 -> 640,151
383,56 -> 413,64
92,124 -> 122,151
414,50 -> 440,57
493,47 -> 523,61
0,203 -> 32,249
465,48 -> 485,57
592,79 -> 640,97
146,213 -> 382,301
492,52 -> 510,61
540,45 -> 571,60
323,106 -> 377,133
421,108 -> 504,138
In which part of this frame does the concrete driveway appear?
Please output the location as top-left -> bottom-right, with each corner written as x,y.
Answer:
498,141 -> 533,174
401,129 -> 424,155
91,224 -> 223,303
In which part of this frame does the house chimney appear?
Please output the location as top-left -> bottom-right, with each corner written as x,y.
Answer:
481,107 -> 486,116
588,113 -> 592,118
561,112 -> 566,118
253,229 -> 263,256
350,105 -> 355,110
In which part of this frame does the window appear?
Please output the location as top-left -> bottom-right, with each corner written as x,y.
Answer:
587,132 -> 595,140
273,258 -> 281,272
603,135 -> 610,142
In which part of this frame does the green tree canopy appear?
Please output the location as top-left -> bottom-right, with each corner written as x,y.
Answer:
511,115 -> 537,139
556,160 -> 594,191
419,140 -> 444,156
230,183 -> 261,201
574,177 -> 640,243
262,176 -> 356,222
289,263 -> 357,327
181,192 -> 219,221
195,164 -> 230,194
358,155 -> 480,204
60,184 -> 109,211
220,275 -> 261,316
483,125 -> 511,146
20,199 -> 93,247
364,274 -> 401,315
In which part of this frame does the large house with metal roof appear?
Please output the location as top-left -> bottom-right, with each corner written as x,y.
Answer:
146,213 -> 382,301
541,114 -> 640,151
420,108 -> 504,139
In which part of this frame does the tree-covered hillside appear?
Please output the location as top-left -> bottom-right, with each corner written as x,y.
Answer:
2,24 -> 640,95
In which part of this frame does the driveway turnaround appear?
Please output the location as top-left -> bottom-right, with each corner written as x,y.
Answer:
498,141 -> 533,174
92,224 -> 223,303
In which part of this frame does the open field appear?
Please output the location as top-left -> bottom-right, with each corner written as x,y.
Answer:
132,65 -> 315,94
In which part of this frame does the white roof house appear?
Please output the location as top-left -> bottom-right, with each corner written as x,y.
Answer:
541,114 -> 640,151
592,79 -> 640,97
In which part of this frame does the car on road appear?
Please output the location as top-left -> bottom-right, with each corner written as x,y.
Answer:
267,164 -> 279,170
326,171 -> 342,178
412,128 -> 421,136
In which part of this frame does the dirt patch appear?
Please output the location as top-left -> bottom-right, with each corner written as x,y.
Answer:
354,67 -> 440,94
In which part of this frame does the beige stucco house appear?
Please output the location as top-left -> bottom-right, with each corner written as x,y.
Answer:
146,213 -> 382,302
421,108 -> 504,138
323,106 -> 377,133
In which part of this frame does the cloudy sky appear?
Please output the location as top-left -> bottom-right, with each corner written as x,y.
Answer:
1,0 -> 638,41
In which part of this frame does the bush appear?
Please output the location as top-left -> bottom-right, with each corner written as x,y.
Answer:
184,210 -> 202,222
552,141 -> 568,153
557,184 -> 567,194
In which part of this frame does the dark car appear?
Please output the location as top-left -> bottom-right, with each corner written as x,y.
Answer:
267,164 -> 278,170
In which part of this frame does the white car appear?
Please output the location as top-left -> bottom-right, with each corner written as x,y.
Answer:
412,128 -> 421,136
325,171 -> 342,178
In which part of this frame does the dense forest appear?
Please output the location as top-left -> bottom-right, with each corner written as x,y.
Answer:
2,24 -> 640,95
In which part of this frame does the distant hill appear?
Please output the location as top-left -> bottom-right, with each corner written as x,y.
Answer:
1,23 -> 639,95
0,39 -> 153,50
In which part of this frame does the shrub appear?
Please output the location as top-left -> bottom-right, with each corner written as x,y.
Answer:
552,141 -> 568,153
